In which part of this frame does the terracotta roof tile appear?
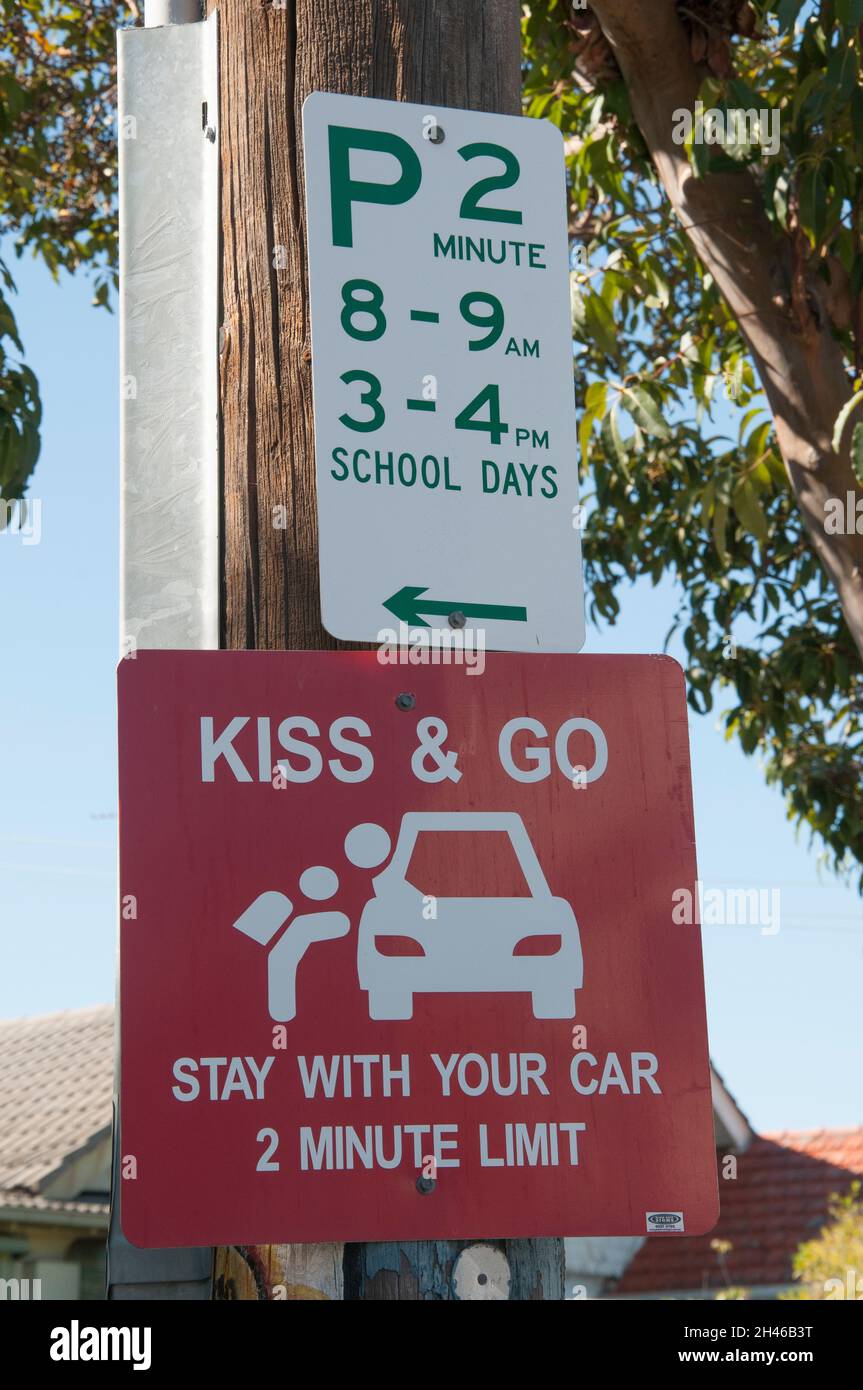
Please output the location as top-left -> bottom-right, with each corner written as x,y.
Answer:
617,1129 -> 863,1295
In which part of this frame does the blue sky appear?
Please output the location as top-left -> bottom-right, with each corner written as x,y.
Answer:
1,242 -> 860,1135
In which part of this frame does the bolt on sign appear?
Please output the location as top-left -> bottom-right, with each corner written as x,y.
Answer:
118,651 -> 717,1246
302,92 -> 584,652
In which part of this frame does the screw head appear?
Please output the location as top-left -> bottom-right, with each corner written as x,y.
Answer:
448,610 -> 467,630
395,692 -> 416,711
416,1175 -> 436,1195
427,124 -> 445,144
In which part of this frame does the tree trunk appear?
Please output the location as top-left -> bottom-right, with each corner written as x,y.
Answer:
590,0 -> 863,660
208,0 -> 565,1301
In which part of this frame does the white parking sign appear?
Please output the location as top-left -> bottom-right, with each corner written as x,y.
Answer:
302,92 -> 584,652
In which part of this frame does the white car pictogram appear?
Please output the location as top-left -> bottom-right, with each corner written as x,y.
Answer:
356,811 -> 583,1021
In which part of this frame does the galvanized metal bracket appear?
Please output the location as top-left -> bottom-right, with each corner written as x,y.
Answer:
118,11 -> 219,656
110,9 -> 219,1300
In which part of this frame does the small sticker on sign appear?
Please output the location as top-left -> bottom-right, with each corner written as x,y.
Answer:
646,1211 -> 685,1233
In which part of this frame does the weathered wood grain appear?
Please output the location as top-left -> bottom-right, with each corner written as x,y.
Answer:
210,0 -> 564,1300
213,0 -> 522,652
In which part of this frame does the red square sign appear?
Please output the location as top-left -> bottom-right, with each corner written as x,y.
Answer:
118,651 -> 717,1246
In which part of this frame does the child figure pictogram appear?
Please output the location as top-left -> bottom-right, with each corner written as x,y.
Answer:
233,823 -> 392,1022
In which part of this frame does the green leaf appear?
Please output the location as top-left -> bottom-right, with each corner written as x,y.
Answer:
570,281 -> 587,334
646,264 -> 670,308
713,500 -> 730,566
602,405 -> 631,479
733,477 -> 769,546
799,162 -> 828,247
584,292 -> 618,358
620,385 -> 671,439
792,70 -> 823,126
777,0 -> 805,31
738,407 -> 767,444
585,382 -> 607,414
837,0 -> 863,32
852,89 -> 863,150
826,40 -> 858,110
832,390 -> 863,452
852,423 -> 863,486
726,81 -> 771,134
0,74 -> 29,123
746,421 -> 773,462
579,383 -> 606,462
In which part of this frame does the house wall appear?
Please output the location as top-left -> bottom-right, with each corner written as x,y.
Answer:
0,1221 -> 106,1299
0,1135 -> 110,1300
44,1139 -> 111,1202
565,1235 -> 646,1298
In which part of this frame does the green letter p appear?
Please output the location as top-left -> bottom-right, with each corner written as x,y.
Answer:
328,125 -> 422,248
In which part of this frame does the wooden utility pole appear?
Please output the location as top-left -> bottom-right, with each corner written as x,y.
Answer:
207,0 -> 565,1301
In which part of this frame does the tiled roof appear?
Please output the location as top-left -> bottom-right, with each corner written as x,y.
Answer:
0,1191 -> 110,1218
617,1128 -> 863,1295
0,1005 -> 114,1194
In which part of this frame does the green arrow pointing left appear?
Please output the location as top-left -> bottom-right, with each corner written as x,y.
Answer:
383,585 -> 528,627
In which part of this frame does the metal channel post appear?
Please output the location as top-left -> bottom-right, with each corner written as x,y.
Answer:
108,2 -> 218,1299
